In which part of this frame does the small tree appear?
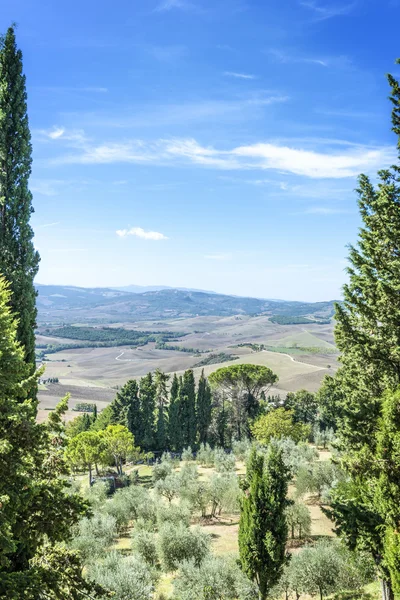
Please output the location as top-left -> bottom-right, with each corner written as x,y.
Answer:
158,522 -> 210,572
239,446 -> 290,600
66,430 -> 104,486
101,424 -> 136,475
252,408 -> 311,445
286,501 -> 311,540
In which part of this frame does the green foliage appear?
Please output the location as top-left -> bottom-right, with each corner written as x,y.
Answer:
196,443 -> 215,467
66,413 -> 92,438
71,513 -> 117,561
152,457 -> 174,483
214,448 -> 236,472
270,315 -> 330,325
168,373 -> 181,451
179,369 -> 197,449
131,529 -> 159,568
88,551 -> 156,600
155,368 -> 169,451
286,501 -> 311,540
196,369 -> 213,445
173,555 -> 257,600
43,325 -> 183,347
295,459 -> 344,501
139,372 -> 156,450
209,364 -> 278,440
271,437 -> 319,476
156,502 -> 191,528
73,402 -> 96,412
252,408 -> 311,445
0,27 -> 39,371
239,445 -> 290,600
0,275 -> 93,598
285,389 -> 319,424
194,352 -> 239,367
154,473 -> 181,502
158,522 -> 210,572
66,430 -> 104,485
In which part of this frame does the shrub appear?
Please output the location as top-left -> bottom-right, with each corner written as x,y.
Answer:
209,473 -> 240,517
158,522 -> 211,572
179,462 -> 199,488
272,438 -> 319,476
71,513 -> 117,561
131,529 -> 159,568
181,446 -> 194,462
103,485 -> 154,531
196,443 -> 214,467
232,439 -> 252,462
214,448 -> 236,473
173,555 -> 257,600
157,502 -> 191,528
152,460 -> 173,483
89,551 -> 156,600
286,501 -> 311,540
154,473 -> 181,503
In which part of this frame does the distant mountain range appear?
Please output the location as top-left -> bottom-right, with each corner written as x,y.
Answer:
35,284 -> 336,324
113,284 -> 218,294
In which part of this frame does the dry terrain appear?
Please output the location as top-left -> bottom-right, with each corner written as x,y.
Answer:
37,314 -> 337,415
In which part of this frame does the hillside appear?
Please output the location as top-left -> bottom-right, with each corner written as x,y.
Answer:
36,284 -> 337,323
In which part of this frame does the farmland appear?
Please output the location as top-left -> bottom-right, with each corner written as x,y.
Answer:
37,312 -> 337,419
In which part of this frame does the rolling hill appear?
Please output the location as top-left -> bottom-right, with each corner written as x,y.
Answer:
36,284 -> 337,323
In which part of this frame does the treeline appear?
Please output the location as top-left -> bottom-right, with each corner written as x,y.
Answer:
193,352 -> 238,367
155,342 -> 208,354
41,325 -> 186,345
270,315 -> 331,325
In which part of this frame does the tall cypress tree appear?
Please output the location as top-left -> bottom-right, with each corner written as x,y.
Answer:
196,369 -> 212,445
327,65 -> 400,600
180,369 -> 197,449
110,379 -> 142,446
139,372 -> 155,450
168,373 -> 180,451
239,446 -> 290,600
154,368 -> 169,451
0,27 -> 40,371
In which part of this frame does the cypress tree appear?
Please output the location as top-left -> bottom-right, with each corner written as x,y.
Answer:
0,277 -> 98,598
196,369 -> 212,445
155,368 -> 169,451
168,373 -> 180,451
139,372 -> 156,450
327,65 -> 400,600
180,369 -> 197,448
0,26 -> 40,371
239,445 -> 290,600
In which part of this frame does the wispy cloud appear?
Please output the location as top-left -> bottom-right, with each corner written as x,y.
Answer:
300,0 -> 356,21
268,49 -> 329,67
154,0 -> 198,12
303,206 -> 351,214
44,127 -> 396,179
37,221 -> 61,228
116,227 -> 169,240
204,253 -> 233,260
224,71 -> 256,80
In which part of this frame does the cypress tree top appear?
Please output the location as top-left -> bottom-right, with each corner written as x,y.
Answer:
0,26 -> 40,370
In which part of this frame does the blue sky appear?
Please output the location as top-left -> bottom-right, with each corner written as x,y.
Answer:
2,0 -> 400,301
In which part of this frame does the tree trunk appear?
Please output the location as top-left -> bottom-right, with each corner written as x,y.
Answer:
291,524 -> 295,539
88,463 -> 92,487
381,579 -> 394,600
319,587 -> 323,600
95,463 -> 100,476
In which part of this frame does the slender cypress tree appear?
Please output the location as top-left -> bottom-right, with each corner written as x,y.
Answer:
239,445 -> 290,600
196,369 -> 212,445
180,369 -> 197,448
168,373 -> 180,451
327,65 -> 400,600
154,368 -> 169,451
139,372 -> 156,450
0,26 -> 40,371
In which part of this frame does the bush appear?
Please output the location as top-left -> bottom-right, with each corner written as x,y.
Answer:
154,473 -> 181,503
272,438 -> 319,476
89,551 -> 156,600
152,460 -> 173,483
286,501 -> 311,540
158,522 -> 210,572
313,425 -> 337,449
131,529 -> 159,568
196,443 -> 214,467
71,513 -> 117,561
231,439 -> 252,462
209,473 -> 240,517
103,485 -> 154,531
181,446 -> 194,462
157,502 -> 191,528
179,462 -> 199,488
173,555 -> 257,600
214,448 -> 236,473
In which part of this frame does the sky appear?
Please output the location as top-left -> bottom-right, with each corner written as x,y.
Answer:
2,0 -> 400,302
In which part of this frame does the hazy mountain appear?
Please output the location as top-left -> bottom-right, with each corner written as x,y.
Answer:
113,284 -> 217,294
36,284 -> 336,323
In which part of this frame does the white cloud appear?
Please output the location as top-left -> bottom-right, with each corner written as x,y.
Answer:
40,221 -> 61,228
44,126 -> 396,179
268,49 -> 329,67
224,71 -> 256,79
116,227 -> 169,240
48,127 -> 65,139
